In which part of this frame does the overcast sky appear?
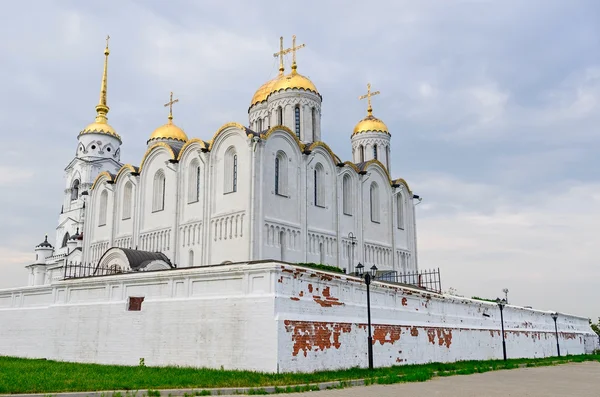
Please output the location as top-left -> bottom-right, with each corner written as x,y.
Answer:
0,0 -> 598,318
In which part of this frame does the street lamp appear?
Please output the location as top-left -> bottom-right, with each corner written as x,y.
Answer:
496,297 -> 507,361
551,312 -> 561,357
502,288 -> 509,304
356,263 -> 378,370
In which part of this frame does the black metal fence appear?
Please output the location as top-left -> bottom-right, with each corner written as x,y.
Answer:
63,262 -> 125,280
375,268 -> 442,294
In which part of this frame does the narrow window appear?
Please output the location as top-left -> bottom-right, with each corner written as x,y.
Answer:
342,174 -> 352,215
61,232 -> 70,248
277,106 -> 283,125
275,157 -> 280,195
122,181 -> 132,219
359,145 -> 365,162
99,189 -> 108,225
275,151 -> 288,196
370,182 -> 380,223
386,146 -> 390,170
373,144 -> 378,160
257,119 -> 263,131
397,194 -> 404,229
279,231 -> 285,261
224,147 -> 238,193
189,250 -> 194,267
152,170 -> 165,212
233,154 -> 238,192
311,107 -> 316,140
188,160 -> 200,203
314,163 -> 324,207
71,180 -> 80,201
294,105 -> 301,138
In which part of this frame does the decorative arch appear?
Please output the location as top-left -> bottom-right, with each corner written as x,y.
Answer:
91,171 -> 114,190
188,158 -> 201,203
152,170 -> 166,212
207,122 -> 248,151
176,138 -> 208,161
275,150 -> 288,196
261,125 -> 306,152
114,164 -> 138,183
139,142 -> 177,173
98,189 -> 108,226
307,141 -> 342,164
224,146 -> 238,193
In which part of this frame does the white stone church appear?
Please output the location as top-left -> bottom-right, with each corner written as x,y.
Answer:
28,36 -> 418,286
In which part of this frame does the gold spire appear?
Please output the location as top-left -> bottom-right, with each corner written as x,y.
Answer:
95,35 -> 110,123
273,36 -> 286,76
359,83 -> 380,116
164,91 -> 179,123
286,34 -> 306,74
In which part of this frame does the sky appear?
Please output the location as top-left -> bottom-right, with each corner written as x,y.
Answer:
0,0 -> 598,318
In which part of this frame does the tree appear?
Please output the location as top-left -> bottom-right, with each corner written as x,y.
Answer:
591,318 -> 600,336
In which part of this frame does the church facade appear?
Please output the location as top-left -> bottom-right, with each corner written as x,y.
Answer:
28,36 -> 418,285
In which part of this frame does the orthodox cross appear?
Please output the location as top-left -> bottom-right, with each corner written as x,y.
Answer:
286,34 -> 306,69
164,91 -> 179,121
105,35 -> 110,48
273,36 -> 287,75
359,83 -> 380,114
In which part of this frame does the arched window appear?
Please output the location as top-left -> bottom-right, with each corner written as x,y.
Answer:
359,145 -> 365,162
311,107 -> 316,140
189,249 -> 194,267
61,232 -> 70,248
342,174 -> 352,215
275,151 -> 288,196
188,159 -> 200,203
314,163 -> 325,207
99,189 -> 108,226
397,194 -> 404,229
370,182 -> 380,223
152,170 -> 165,212
71,179 -> 80,201
122,182 -> 132,220
277,106 -> 283,125
294,105 -> 301,138
373,144 -> 378,160
257,119 -> 263,131
224,147 -> 237,193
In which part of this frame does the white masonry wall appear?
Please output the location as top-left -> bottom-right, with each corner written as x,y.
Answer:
0,262 -> 596,373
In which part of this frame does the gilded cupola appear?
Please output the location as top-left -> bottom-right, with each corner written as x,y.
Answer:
79,36 -> 122,143
148,92 -> 189,144
352,83 -> 389,136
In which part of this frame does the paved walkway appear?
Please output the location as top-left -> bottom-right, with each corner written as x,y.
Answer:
278,362 -> 600,397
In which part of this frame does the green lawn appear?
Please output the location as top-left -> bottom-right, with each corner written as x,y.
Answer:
1,354 -> 598,394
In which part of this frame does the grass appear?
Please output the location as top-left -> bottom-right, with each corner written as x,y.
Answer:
0,354 -> 598,394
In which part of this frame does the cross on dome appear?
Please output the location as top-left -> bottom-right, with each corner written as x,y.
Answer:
286,35 -> 305,73
359,83 -> 380,116
164,91 -> 179,123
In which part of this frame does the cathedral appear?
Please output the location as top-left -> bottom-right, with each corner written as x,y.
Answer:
27,36 -> 419,286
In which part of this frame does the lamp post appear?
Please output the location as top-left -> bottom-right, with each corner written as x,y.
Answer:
356,263 -> 378,370
551,312 -> 561,357
348,232 -> 356,273
496,297 -> 507,361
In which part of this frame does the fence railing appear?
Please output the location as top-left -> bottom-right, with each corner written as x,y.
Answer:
375,268 -> 442,294
63,262 -> 126,280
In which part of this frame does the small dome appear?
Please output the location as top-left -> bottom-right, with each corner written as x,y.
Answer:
148,120 -> 188,144
250,77 -> 281,107
36,235 -> 53,249
353,114 -> 389,136
270,70 -> 319,97
79,120 -> 122,142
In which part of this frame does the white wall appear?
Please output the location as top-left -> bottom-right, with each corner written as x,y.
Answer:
1,262 -> 596,373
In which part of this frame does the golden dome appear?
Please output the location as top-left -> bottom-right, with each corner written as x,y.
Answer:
80,119 -> 121,141
148,119 -> 188,143
250,77 -> 281,107
353,114 -> 389,136
270,69 -> 319,96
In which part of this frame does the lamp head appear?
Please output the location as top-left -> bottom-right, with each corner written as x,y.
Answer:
496,297 -> 507,307
551,312 -> 558,320
370,265 -> 378,277
356,263 -> 364,276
